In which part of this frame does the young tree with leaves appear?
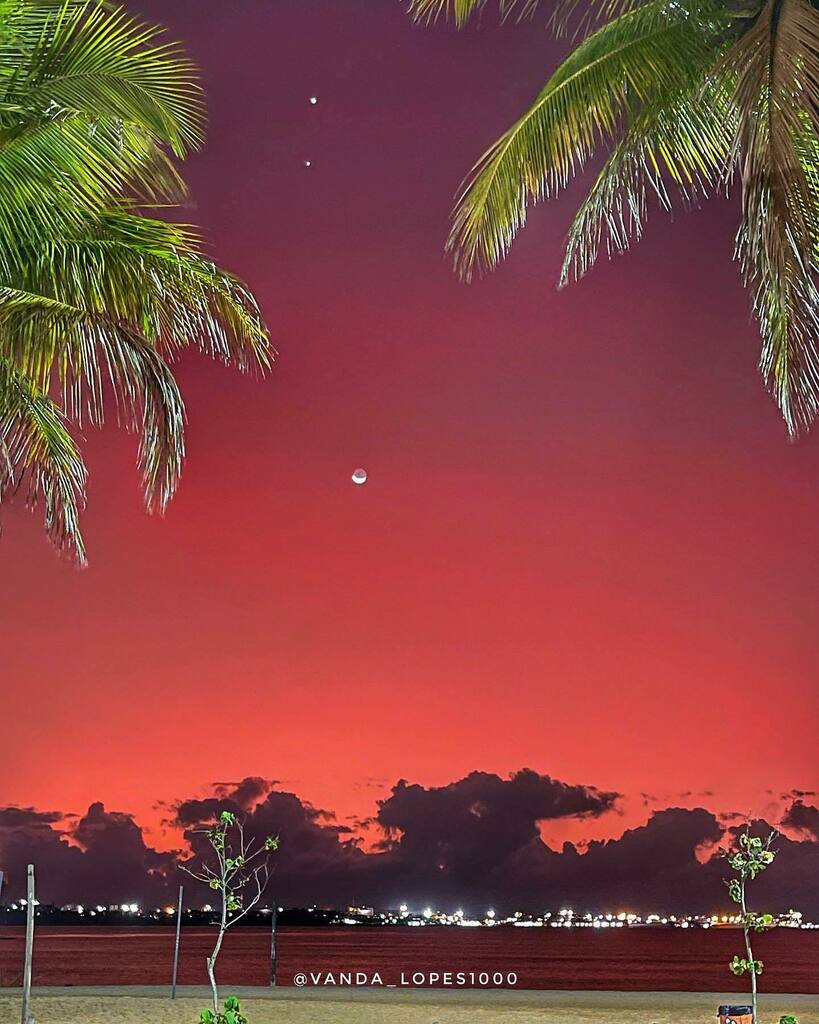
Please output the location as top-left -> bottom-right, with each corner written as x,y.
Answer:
182,811 -> 279,1024
0,1 -> 272,564
726,829 -> 777,1023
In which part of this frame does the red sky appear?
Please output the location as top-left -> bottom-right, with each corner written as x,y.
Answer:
0,1 -> 817,852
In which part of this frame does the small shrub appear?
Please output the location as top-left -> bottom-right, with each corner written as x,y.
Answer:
199,995 -> 247,1024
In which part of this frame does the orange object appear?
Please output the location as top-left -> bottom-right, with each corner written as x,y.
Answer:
718,1005 -> 753,1024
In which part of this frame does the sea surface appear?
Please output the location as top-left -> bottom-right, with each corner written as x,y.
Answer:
0,926 -> 816,992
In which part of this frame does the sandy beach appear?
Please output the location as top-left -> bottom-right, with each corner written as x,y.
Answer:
2,987 -> 817,1024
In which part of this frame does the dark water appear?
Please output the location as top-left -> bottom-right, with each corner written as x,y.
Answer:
0,926 -> 816,991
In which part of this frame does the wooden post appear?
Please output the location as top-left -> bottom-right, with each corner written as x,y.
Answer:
20,864 -> 34,1024
171,885 -> 184,999
269,905 -> 277,987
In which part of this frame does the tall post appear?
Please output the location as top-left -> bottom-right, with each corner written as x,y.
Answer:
171,885 -> 184,999
269,905 -> 278,987
0,871 -> 4,985
20,864 -> 35,1024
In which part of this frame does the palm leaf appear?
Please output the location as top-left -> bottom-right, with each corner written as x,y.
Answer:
447,0 -> 720,279
409,0 -> 543,25
1,1 -> 204,156
19,209 -> 272,372
0,117 -> 183,276
0,1 -> 272,559
725,0 -> 819,434
0,1 -> 198,271
0,355 -> 86,561
0,205 -> 271,513
408,0 -> 656,46
561,75 -> 735,283
0,286 -> 185,512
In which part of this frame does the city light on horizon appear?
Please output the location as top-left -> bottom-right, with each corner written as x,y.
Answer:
1,900 -> 814,929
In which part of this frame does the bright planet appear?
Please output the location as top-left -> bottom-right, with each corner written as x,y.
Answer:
351,468 -> 367,485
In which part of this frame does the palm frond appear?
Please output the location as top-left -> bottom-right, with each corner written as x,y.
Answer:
409,0 -> 543,25
726,0 -> 819,434
0,117 -> 184,275
0,1 -> 271,559
447,0 -> 720,279
0,355 -> 87,562
0,1 -> 199,272
561,75 -> 735,283
0,205 -> 271,513
1,1 -> 205,156
408,0 -> 657,44
550,0 -> 655,40
0,286 -> 185,512
20,209 -> 273,374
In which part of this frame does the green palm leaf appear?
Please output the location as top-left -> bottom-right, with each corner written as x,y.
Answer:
20,210 -> 271,372
0,285 -> 186,512
410,0 -> 543,25
416,0 -> 819,434
0,0 -> 271,561
1,1 -> 204,155
410,0 -> 648,37
0,208 -> 271,514
725,0 -> 819,433
0,117 -> 183,275
0,356 -> 87,562
447,0 -> 721,279
561,76 -> 735,283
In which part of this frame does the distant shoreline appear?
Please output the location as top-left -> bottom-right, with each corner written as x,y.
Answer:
0,919 -> 759,928
2,903 -> 814,932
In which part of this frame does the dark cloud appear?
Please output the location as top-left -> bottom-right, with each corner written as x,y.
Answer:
367,769 -> 619,906
757,831 -> 819,911
1,774 -> 817,916
720,817 -> 819,915
173,782 -> 367,908
172,778 -> 273,826
0,807 -> 63,828
507,812 -> 819,917
211,778 -> 272,809
0,802 -> 176,905
551,807 -> 725,913
782,800 -> 819,840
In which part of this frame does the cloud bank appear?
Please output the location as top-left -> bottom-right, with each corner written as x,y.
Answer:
1,770 -> 817,915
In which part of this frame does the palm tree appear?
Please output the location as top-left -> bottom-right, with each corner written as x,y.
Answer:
412,0 -> 819,436
0,0 -> 271,564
